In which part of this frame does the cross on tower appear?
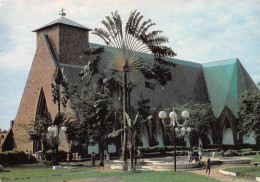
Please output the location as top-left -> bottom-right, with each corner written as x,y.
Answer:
59,8 -> 66,17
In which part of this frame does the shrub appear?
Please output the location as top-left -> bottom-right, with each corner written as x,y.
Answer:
0,149 -> 36,165
204,144 -> 258,150
45,150 -> 67,162
0,165 -> 4,172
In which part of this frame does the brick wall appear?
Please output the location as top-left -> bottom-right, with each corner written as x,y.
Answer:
13,33 -> 70,152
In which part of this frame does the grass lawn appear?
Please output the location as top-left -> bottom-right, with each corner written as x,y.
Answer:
0,164 -> 221,182
245,154 -> 260,162
225,166 -> 260,180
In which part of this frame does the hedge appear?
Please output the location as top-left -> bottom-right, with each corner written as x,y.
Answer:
44,150 -> 67,162
205,144 -> 258,150
0,149 -> 36,165
136,144 -> 259,158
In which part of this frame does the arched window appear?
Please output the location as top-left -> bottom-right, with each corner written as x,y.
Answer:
36,88 -> 48,117
222,117 -> 234,144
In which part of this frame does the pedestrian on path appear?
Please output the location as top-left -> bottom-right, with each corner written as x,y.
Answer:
99,155 -> 104,170
91,152 -> 96,166
204,158 -> 211,176
198,144 -> 203,159
106,153 -> 110,163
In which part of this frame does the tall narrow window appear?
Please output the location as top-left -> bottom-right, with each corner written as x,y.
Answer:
36,88 -> 48,117
34,88 -> 48,152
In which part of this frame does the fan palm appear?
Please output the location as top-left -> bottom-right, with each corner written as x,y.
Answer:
80,10 -> 177,170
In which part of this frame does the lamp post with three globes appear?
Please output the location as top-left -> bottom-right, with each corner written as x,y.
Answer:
159,108 -> 191,172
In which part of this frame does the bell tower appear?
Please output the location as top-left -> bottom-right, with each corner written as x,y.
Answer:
32,10 -> 92,65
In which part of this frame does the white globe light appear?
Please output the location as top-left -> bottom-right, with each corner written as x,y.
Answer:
53,125 -> 58,132
159,111 -> 167,119
48,126 -> 53,132
181,127 -> 186,132
61,126 -> 67,132
175,127 -> 180,132
187,127 -> 192,132
169,111 -> 177,119
182,110 -> 190,119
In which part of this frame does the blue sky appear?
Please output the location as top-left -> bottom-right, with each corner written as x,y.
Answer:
0,0 -> 259,130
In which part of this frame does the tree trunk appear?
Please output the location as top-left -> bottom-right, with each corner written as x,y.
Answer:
122,70 -> 128,170
129,143 -> 134,172
130,144 -> 136,172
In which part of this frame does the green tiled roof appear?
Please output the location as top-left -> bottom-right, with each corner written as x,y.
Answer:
89,43 -> 202,68
202,58 -> 255,118
44,39 -> 255,119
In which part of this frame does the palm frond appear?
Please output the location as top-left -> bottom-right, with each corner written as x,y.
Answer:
92,28 -> 112,46
149,46 -> 177,58
111,11 -> 123,38
133,112 -> 139,126
125,112 -> 132,127
79,56 -> 102,84
107,128 -> 124,138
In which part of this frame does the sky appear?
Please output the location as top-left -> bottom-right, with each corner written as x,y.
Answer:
0,0 -> 259,130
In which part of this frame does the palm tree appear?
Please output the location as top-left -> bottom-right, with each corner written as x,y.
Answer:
80,10 -> 177,170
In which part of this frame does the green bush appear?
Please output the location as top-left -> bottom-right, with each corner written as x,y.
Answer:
136,145 -> 188,157
225,149 -> 236,157
0,149 -> 36,165
45,150 -> 67,162
0,165 -> 4,172
206,144 -> 258,150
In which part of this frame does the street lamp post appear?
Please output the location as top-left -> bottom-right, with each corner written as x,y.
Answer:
47,125 -> 67,165
159,108 -> 191,172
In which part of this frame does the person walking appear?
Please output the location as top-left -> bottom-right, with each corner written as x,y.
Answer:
106,153 -> 110,163
188,149 -> 193,163
91,152 -> 96,166
99,155 -> 104,170
198,144 -> 203,159
204,158 -> 211,176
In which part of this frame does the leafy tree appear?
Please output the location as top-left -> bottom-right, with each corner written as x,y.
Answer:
66,76 -> 120,157
80,10 -> 177,170
51,67 -> 70,114
237,87 -> 260,144
27,113 -> 52,151
137,93 -> 157,146
172,101 -> 217,145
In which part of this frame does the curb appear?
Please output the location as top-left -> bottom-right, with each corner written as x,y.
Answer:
219,169 -> 237,177
256,177 -> 260,182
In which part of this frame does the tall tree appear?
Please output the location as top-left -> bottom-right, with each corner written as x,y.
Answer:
237,87 -> 260,144
51,67 -> 70,114
50,66 -> 71,164
66,76 -> 120,157
172,101 -> 217,145
80,10 -> 177,170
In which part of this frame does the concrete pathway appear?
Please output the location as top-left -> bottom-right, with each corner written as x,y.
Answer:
188,165 -> 255,182
54,164 -> 255,182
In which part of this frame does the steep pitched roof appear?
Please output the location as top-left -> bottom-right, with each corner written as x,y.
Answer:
32,17 -> 92,32
202,58 -> 255,118
41,38 -> 254,119
89,43 -> 202,68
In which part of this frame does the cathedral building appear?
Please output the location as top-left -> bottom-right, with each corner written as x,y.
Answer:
3,16 -> 257,153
